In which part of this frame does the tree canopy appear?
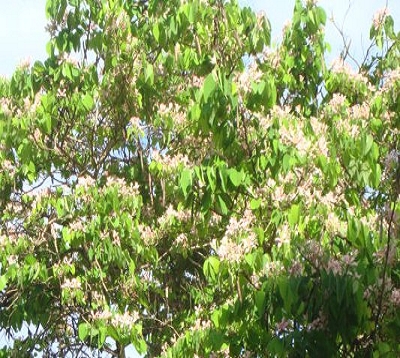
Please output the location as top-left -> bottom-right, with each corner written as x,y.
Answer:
0,0 -> 399,356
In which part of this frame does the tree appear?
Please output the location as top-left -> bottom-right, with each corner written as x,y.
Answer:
0,0 -> 399,356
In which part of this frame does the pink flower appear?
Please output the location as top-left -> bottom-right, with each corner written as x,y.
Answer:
276,318 -> 290,332
373,8 -> 388,31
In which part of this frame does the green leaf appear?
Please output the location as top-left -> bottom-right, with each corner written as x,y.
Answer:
362,134 -> 374,156
203,73 -> 216,102
203,256 -> 220,282
78,323 -> 89,341
278,278 -> 293,312
180,169 -> 192,197
228,168 -> 243,187
288,204 -> 300,227
218,195 -> 228,215
98,326 -> 107,348
211,310 -> 222,328
145,63 -> 154,85
255,290 -> 266,317
82,93 -> 94,111
152,23 -> 160,42
282,153 -> 291,171
316,6 -> 327,25
218,168 -> 228,193
0,275 -> 7,291
207,166 -> 216,192
250,198 -> 261,210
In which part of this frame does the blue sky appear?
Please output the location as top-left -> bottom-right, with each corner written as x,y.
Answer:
1,0 -> 399,77
0,0 -> 399,356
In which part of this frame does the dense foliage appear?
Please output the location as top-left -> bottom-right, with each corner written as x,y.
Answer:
0,0 -> 399,356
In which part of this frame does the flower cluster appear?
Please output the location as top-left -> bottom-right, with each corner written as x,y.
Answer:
158,102 -> 187,128
157,204 -> 191,227
390,289 -> 400,306
373,7 -> 388,31
138,224 -> 157,245
61,278 -> 82,290
275,223 -> 291,247
111,311 -> 139,330
191,317 -> 212,332
306,310 -> 327,331
76,175 -> 96,190
92,309 -> 139,330
328,93 -> 347,113
213,210 -> 257,263
105,176 -> 140,197
152,150 -> 191,172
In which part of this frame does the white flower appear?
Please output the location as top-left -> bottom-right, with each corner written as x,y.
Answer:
61,278 -> 81,290
77,175 -> 95,189
390,289 -> 400,306
373,7 -> 388,31
276,318 -> 290,332
111,311 -> 139,329
275,223 -> 291,247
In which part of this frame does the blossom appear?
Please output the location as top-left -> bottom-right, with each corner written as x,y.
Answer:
215,236 -> 242,263
282,19 -> 292,35
69,219 -> 85,232
237,60 -> 263,92
213,232 -> 256,263
275,223 -> 291,247
111,311 -> 139,329
175,233 -> 188,247
288,260 -> 303,276
92,309 -> 113,321
276,318 -> 290,332
58,53 -> 79,66
158,102 -> 187,127
138,224 -> 156,245
191,318 -> 211,331
330,58 -> 369,86
325,212 -> 347,235
348,102 -> 370,119
278,120 -> 312,156
18,57 -> 31,70
328,93 -> 346,112
382,69 -> 400,92
105,176 -> 140,196
7,255 -> 18,266
373,7 -> 388,31
327,257 -> 342,275
0,97 -> 13,117
157,204 -> 191,226
384,150 -> 399,172
61,278 -> 81,290
307,310 -> 327,331
152,150 -> 191,171
1,159 -> 16,177
390,289 -> 400,306
76,175 -> 96,190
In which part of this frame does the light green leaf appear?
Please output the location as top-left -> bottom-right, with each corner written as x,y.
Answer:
78,323 -> 89,341
288,204 -> 300,227
145,63 -> 154,85
203,73 -> 216,102
0,275 -> 7,291
218,195 -> 228,215
250,198 -> 261,210
203,256 -> 220,282
180,169 -> 192,197
82,94 -> 94,111
152,23 -> 160,42
255,290 -> 266,317
228,168 -> 243,187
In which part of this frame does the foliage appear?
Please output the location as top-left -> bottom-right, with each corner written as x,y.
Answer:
0,0 -> 399,357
